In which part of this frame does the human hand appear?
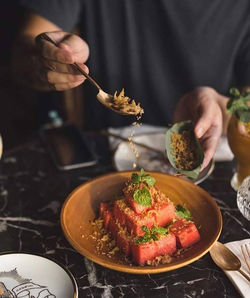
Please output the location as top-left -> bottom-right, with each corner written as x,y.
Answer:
34,31 -> 89,91
173,87 -> 226,170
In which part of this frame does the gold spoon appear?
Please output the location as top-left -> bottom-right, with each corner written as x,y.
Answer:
210,241 -> 250,282
39,33 -> 143,116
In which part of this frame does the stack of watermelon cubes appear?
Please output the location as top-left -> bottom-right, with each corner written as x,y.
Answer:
99,170 -> 200,265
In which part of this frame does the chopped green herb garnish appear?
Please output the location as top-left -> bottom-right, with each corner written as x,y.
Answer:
134,226 -> 152,244
151,234 -> 158,241
134,235 -> 151,244
134,225 -> 169,244
151,226 -> 169,235
176,204 -> 192,220
236,110 -> 250,123
131,173 -> 141,184
131,168 -> 156,187
133,187 -> 152,206
227,88 -> 250,122
141,226 -> 149,233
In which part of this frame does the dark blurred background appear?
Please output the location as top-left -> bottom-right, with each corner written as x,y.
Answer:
0,2 -> 82,151
0,2 -> 37,149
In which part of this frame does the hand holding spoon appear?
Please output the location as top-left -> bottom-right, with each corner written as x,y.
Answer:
39,33 -> 143,116
210,241 -> 250,282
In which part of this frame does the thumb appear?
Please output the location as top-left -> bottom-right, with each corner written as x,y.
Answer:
36,31 -> 74,64
58,34 -> 89,63
194,104 -> 213,139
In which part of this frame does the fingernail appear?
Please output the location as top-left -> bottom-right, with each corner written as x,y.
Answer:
196,127 -> 203,138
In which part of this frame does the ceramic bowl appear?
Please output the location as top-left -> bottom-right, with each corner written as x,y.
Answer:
61,171 -> 222,274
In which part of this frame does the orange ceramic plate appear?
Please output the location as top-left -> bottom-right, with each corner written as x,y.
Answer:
61,171 -> 222,274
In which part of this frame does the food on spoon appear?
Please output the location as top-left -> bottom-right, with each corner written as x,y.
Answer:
111,88 -> 144,116
165,120 -> 204,179
94,169 -> 200,266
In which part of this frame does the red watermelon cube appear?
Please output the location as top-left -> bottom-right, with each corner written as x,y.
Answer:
155,233 -> 176,256
131,241 -> 156,265
116,231 -> 131,257
170,219 -> 200,248
130,215 -> 155,236
108,217 -> 119,237
154,200 -> 176,227
124,183 -> 152,214
113,199 -> 176,236
125,194 -> 151,214
113,200 -> 155,236
108,217 -> 131,256
131,233 -> 176,265
99,202 -> 112,229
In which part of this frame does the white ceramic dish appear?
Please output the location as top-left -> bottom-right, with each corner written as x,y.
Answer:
0,253 -> 77,298
113,133 -> 214,184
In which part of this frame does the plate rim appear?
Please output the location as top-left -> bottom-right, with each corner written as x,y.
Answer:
0,251 -> 78,297
61,171 -> 222,274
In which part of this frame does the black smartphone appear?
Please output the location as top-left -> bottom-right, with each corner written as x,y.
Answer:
40,124 -> 97,170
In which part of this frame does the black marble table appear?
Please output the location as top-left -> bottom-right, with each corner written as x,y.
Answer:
0,136 -> 249,298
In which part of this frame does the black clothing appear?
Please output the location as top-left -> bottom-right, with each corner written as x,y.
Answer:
21,0 -> 250,129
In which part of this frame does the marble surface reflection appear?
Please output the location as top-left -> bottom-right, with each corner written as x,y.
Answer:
0,138 -> 249,298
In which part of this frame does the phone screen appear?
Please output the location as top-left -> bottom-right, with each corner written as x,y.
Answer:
41,124 -> 97,170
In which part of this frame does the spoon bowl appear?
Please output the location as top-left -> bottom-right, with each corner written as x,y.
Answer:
210,241 -> 241,270
97,89 -> 142,116
39,33 -> 143,117
210,241 -> 250,282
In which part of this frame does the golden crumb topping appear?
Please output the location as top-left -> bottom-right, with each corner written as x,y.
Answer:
170,130 -> 198,170
112,88 -> 144,116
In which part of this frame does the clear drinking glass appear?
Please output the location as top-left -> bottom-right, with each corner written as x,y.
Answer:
237,176 -> 250,220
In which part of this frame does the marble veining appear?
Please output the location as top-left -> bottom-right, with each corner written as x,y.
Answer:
0,139 -> 249,297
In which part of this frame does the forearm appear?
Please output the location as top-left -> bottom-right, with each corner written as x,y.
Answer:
11,35 -> 46,91
11,11 -> 61,91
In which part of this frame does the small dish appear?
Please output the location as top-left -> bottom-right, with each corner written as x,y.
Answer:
113,132 -> 214,184
0,253 -> 78,298
61,171 -> 222,274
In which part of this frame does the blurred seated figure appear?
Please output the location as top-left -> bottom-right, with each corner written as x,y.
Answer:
11,0 -> 250,168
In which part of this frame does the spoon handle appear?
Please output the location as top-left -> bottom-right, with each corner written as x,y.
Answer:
39,33 -> 102,90
72,63 -> 102,90
238,269 -> 250,282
